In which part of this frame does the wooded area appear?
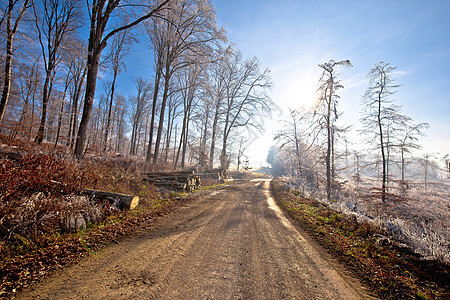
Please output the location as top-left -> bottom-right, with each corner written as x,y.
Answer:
0,0 -> 272,169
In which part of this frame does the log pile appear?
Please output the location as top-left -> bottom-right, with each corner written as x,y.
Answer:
142,169 -> 232,192
194,168 -> 230,182
143,171 -> 201,192
83,189 -> 139,210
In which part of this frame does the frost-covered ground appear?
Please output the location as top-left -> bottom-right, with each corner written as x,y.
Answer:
285,176 -> 450,263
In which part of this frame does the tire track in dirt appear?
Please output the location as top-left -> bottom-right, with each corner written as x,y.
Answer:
18,180 -> 374,299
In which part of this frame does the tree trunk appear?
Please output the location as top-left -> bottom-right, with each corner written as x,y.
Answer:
0,0 -> 30,124
146,62 -> 162,162
29,87 -> 36,141
0,25 -> 14,125
174,122 -> 184,169
377,91 -> 386,203
129,110 -> 139,155
54,86 -> 68,147
401,147 -> 405,182
153,63 -> 171,164
209,103 -> 220,168
103,70 -> 117,152
35,65 -> 53,143
75,43 -> 102,159
220,100 -> 231,169
200,107 -> 209,167
172,124 -> 178,163
325,87 -> 332,201
164,103 -> 175,162
181,108 -> 191,169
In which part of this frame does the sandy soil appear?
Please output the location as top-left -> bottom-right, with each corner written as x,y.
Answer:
17,179 -> 375,299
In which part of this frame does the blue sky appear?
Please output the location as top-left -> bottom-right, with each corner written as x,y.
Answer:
212,0 -> 450,165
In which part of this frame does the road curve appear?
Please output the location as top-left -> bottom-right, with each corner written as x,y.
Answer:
18,179 -> 374,299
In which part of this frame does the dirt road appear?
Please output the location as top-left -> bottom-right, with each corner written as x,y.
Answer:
18,179 -> 374,299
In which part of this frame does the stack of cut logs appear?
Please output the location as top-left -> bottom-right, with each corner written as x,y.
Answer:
143,171 -> 201,192
195,168 -> 230,182
143,168 -> 230,192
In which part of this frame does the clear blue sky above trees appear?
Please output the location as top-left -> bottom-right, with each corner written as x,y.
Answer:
118,0 -> 449,166
211,0 -> 450,165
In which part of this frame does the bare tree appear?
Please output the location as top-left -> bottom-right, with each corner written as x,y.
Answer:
54,69 -> 72,147
275,108 -> 308,175
219,51 -> 272,169
444,154 -> 450,179
195,86 -> 212,167
315,59 -> 352,201
9,59 -> 39,139
0,0 -> 32,124
236,137 -> 247,171
419,153 -> 438,191
129,76 -> 150,156
34,0 -> 80,143
149,0 -> 225,164
162,93 -> 181,162
174,61 -> 203,169
145,14 -> 165,162
397,117 -> 429,182
207,47 -> 228,168
102,29 -> 130,152
361,61 -> 399,202
74,0 -> 169,159
66,40 -> 87,148
113,93 -> 127,153
274,108 -> 321,194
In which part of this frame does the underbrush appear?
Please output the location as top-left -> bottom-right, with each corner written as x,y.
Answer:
285,176 -> 450,265
271,179 -> 449,299
0,195 -> 187,297
0,146 -> 201,297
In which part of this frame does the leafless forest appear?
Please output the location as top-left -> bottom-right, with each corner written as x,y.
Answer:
0,0 -> 448,272
0,0 -> 271,169
269,61 -> 449,263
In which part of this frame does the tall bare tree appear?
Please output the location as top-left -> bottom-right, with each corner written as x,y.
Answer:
149,0 -> 225,164
66,40 -> 87,148
74,0 -> 169,159
102,29 -> 130,152
9,59 -> 40,139
145,15 -> 165,162
207,47 -> 228,168
174,61 -> 203,169
219,51 -> 272,169
0,0 -> 32,124
361,61 -> 399,202
34,0 -> 80,143
129,76 -> 150,156
54,68 -> 72,146
316,59 -> 352,201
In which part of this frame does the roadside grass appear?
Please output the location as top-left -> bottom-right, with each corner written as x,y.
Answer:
271,179 -> 449,299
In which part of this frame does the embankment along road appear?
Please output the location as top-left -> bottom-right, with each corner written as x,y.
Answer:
18,179 -> 375,299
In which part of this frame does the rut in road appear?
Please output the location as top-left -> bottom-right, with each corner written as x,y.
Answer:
18,179 -> 373,299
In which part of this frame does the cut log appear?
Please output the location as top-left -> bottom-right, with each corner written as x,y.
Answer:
83,189 -> 139,210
